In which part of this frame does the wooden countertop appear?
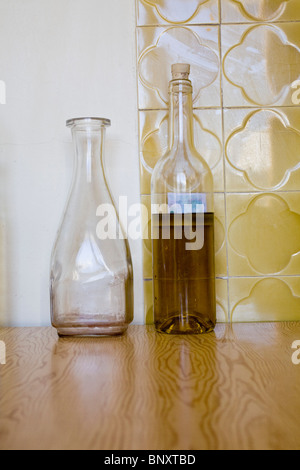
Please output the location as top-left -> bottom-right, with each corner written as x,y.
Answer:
0,323 -> 300,450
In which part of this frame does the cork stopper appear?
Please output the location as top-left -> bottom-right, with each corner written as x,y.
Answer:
172,63 -> 191,80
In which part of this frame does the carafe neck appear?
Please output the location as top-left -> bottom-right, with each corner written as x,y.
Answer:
72,127 -> 105,184
67,118 -> 111,186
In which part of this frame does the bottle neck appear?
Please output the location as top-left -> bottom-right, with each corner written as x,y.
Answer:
168,79 -> 195,155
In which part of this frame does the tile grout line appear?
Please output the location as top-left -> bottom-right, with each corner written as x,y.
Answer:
135,0 -> 149,324
136,21 -> 300,28
140,190 -> 300,197
139,106 -> 300,112
218,0 -> 231,324
143,275 -> 300,280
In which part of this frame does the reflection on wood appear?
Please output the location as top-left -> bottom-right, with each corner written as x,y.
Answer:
0,324 -> 300,450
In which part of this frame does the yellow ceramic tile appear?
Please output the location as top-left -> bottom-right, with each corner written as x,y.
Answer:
137,0 -> 220,26
222,23 -> 300,107
229,277 -> 300,322
142,242 -> 153,279
139,110 -> 168,195
193,109 -> 224,193
137,25 -> 221,109
227,192 -> 300,277
140,160 -> 152,196
139,109 -> 224,195
214,193 -> 227,279
216,279 -> 229,323
222,0 -> 300,23
224,108 -> 300,192
144,280 -> 154,324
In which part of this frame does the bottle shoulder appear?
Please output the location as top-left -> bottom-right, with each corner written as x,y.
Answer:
151,146 -> 213,193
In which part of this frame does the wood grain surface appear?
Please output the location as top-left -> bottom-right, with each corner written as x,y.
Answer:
0,323 -> 300,450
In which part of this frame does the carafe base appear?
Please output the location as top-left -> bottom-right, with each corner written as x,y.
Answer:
56,325 -> 128,337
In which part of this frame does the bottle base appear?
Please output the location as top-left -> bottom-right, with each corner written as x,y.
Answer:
55,325 -> 129,337
155,314 -> 215,335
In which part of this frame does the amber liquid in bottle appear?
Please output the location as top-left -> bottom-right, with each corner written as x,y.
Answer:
153,212 -> 216,334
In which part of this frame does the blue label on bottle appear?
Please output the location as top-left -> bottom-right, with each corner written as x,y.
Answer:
168,193 -> 207,214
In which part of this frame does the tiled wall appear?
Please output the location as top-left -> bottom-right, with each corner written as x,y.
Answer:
136,0 -> 300,323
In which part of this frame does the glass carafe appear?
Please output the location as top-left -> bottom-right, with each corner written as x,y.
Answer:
151,64 -> 216,335
50,118 -> 133,336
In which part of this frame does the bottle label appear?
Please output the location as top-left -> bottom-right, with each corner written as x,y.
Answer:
167,193 -> 207,214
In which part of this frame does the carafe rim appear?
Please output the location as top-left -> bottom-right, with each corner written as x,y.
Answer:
66,117 -> 111,128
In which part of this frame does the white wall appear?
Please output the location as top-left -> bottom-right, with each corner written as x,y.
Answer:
0,0 -> 143,326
